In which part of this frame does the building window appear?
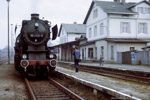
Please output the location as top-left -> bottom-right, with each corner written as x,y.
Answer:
82,49 -> 84,59
111,45 -> 114,59
95,47 -> 97,59
100,23 -> 104,35
85,48 -> 86,60
138,7 -> 150,14
130,47 -> 135,51
144,8 -> 150,14
88,48 -> 93,58
120,22 -> 130,33
138,23 -> 147,34
93,9 -> 98,19
138,7 -> 143,13
101,46 -> 104,58
94,25 -> 97,37
88,28 -> 92,38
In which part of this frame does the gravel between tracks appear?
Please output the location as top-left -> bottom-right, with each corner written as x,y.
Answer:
0,62 -> 29,100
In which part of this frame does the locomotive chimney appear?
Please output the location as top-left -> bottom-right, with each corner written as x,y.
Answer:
114,0 -> 120,2
31,14 -> 39,20
121,0 -> 125,3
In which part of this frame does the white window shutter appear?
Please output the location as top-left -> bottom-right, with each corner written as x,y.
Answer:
128,23 -> 131,33
145,23 -> 148,34
138,23 -> 140,34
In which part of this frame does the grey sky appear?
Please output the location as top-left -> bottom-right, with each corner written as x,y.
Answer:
0,0 -> 143,49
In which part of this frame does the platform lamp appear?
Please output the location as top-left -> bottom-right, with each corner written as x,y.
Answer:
6,0 -> 10,64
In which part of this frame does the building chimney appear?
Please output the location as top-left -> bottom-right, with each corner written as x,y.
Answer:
114,0 -> 120,2
74,22 -> 77,24
122,0 -> 125,3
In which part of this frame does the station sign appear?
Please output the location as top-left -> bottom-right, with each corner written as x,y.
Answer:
131,52 -> 135,60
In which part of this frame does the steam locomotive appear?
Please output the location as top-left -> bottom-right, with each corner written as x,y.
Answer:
14,14 -> 57,77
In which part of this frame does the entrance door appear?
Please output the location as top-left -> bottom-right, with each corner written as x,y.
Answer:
122,52 -> 131,64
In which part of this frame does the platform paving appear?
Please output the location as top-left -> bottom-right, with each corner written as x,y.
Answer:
58,61 -> 150,72
55,65 -> 150,100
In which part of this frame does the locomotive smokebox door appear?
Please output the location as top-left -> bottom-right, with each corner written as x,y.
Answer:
52,25 -> 58,40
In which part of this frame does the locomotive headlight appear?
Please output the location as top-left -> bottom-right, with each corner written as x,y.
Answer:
49,54 -> 54,59
22,54 -> 27,59
35,23 -> 39,27
21,60 -> 29,67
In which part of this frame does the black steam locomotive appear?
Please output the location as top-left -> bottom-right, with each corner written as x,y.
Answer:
14,14 -> 57,77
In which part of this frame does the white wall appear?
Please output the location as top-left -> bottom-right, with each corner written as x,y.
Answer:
68,33 -> 84,42
86,3 -> 108,42
109,18 -> 136,38
59,27 -> 67,44
107,43 -> 146,62
95,40 -> 108,61
109,2 -> 150,39
134,2 -> 150,19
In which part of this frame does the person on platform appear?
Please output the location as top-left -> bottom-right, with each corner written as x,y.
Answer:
73,46 -> 80,72
100,55 -> 103,67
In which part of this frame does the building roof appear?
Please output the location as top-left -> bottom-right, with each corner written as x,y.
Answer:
105,38 -> 150,43
58,24 -> 86,37
128,0 -> 150,9
80,41 -> 95,46
142,46 -> 150,50
83,1 -> 140,24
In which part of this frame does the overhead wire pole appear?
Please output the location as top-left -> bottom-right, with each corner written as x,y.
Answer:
11,24 -> 13,59
7,0 -> 10,64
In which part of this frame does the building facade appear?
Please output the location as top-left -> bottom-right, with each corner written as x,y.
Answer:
81,0 -> 150,62
58,23 -> 86,61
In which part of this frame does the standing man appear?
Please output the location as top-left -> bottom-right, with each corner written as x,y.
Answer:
73,46 -> 80,72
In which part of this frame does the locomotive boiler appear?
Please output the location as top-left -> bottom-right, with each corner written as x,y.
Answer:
14,14 -> 57,77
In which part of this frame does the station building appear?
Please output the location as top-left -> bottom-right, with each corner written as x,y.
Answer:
80,0 -> 150,62
55,0 -> 150,63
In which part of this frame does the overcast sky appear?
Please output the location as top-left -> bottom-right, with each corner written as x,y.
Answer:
0,0 -> 143,49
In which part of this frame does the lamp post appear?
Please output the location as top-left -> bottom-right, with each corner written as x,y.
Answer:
7,0 -> 10,64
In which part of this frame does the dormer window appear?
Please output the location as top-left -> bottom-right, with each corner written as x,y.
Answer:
137,7 -> 150,14
144,8 -> 150,14
137,7 -> 143,13
93,9 -> 98,19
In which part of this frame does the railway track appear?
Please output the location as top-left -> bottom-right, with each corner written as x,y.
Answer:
60,65 -> 150,84
0,60 -> 7,65
24,77 -> 84,100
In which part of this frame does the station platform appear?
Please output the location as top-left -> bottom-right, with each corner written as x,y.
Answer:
58,61 -> 150,72
56,62 -> 150,100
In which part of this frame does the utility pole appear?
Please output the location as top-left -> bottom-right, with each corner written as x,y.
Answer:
11,24 -> 14,59
7,0 -> 10,64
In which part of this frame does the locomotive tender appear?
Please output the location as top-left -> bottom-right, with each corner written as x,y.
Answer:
14,14 -> 58,77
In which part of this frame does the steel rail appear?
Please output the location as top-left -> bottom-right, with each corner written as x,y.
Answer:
0,60 -> 7,65
24,78 -> 36,100
60,65 -> 150,84
24,77 -> 84,100
48,77 -> 85,100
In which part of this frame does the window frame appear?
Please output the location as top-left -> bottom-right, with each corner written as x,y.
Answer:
93,9 -> 98,19
94,25 -> 97,37
138,23 -> 148,34
120,22 -> 130,33
88,48 -> 93,58
100,23 -> 104,35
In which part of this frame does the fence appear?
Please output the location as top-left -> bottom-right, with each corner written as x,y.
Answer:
117,51 -> 150,65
